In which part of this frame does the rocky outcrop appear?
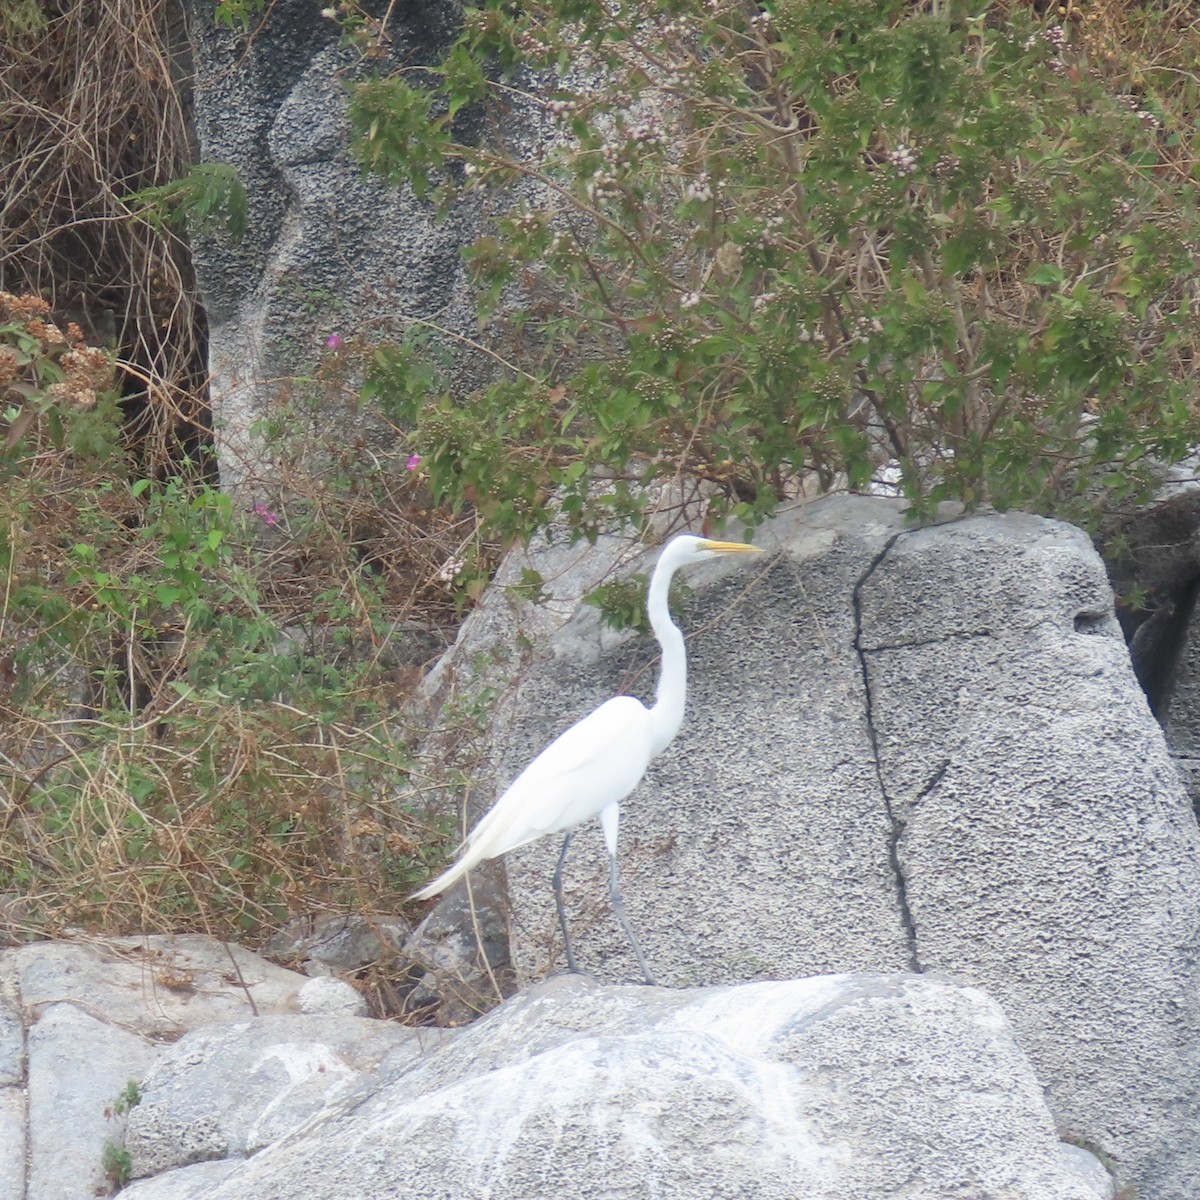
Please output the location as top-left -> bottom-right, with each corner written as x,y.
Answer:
182,0 -> 482,496
142,972 -> 1110,1200
0,935 -> 1113,1200
0,935 -> 435,1200
420,495 -> 1200,1200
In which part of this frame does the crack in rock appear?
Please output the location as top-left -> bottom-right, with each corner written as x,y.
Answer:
852,531 -> 922,973
860,628 -> 993,654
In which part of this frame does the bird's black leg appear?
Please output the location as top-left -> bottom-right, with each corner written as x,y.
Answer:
608,851 -> 657,986
552,831 -> 579,974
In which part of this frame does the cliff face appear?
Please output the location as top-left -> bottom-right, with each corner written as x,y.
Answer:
183,0 -> 483,496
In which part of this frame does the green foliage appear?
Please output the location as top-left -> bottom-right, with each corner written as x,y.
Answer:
583,574 -> 693,634
0,339 -> 454,939
101,1142 -> 132,1188
584,576 -> 652,634
352,0 -> 1200,539
213,0 -> 266,30
0,0 -> 47,37
112,1080 -> 142,1115
0,293 -> 116,457
123,163 -> 248,242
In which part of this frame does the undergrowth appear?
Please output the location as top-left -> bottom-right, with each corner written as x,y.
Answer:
0,295 -> 477,943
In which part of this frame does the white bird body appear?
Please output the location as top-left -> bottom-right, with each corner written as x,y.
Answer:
414,695 -> 656,897
412,533 -> 763,980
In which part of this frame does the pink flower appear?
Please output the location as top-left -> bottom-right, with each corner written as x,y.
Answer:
325,333 -> 344,350
253,502 -> 279,527
406,454 -> 422,471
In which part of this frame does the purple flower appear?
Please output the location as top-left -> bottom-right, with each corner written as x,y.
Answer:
253,502 -> 279,527
406,453 -> 422,471
325,333 -> 344,350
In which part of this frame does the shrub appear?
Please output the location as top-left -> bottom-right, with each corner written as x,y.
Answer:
352,0 -> 1200,540
0,312 -> 455,940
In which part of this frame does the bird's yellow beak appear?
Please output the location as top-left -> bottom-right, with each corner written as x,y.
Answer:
699,539 -> 765,554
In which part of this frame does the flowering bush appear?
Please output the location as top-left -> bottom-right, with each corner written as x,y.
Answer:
354,0 -> 1200,538
0,292 -> 114,453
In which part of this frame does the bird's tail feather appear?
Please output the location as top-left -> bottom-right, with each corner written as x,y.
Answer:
410,790 -> 538,901
410,834 -> 493,901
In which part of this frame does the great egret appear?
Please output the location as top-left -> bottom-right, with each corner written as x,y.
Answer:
413,534 -> 764,984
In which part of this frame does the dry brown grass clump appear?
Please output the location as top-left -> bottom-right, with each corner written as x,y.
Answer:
0,0 -> 208,465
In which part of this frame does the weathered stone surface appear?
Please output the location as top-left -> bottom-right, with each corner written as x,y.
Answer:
857,512 -> 1200,1200
0,1088 -> 25,1200
183,0 -> 481,495
0,993 -> 22,1085
427,494 -> 1200,1200
14,935 -> 308,1036
27,1002 -> 158,1200
120,1158 -> 244,1200
195,974 -> 1102,1200
264,912 -> 409,977
296,976 -> 368,1016
505,499 -> 913,985
124,1013 -> 433,1177
404,869 -> 512,1026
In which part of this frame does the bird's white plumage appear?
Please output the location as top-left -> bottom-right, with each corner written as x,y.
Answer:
413,697 -> 655,899
411,534 -> 762,926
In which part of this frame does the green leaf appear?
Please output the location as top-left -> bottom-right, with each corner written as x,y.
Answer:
1027,264 -> 1065,288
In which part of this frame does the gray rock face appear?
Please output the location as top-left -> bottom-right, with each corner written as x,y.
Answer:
197,973 -> 1101,1200
264,912 -> 409,977
0,1088 -> 24,1200
857,510 -> 1200,1199
13,935 -> 307,1036
121,1159 -> 245,1200
183,0 -> 481,495
430,495 -> 1200,1200
27,1003 -> 158,1200
124,1014 -> 430,1177
0,934 -> 316,1200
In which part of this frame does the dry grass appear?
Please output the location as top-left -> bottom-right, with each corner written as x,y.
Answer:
0,0 -> 208,464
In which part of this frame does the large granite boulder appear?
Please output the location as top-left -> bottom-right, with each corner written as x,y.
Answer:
420,494 -> 1200,1200
179,973 -> 1107,1200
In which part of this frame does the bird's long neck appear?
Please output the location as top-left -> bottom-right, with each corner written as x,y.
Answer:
647,558 -> 687,758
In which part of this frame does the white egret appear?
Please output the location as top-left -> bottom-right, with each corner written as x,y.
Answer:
412,534 -> 764,984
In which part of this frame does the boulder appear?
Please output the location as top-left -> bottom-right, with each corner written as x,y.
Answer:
124,1014 -> 438,1178
182,0 -> 483,496
194,973 -> 1105,1200
26,1003 -> 158,1200
4,934 -> 315,1200
12,934 -> 308,1036
0,1088 -> 24,1200
425,494 -> 1200,1199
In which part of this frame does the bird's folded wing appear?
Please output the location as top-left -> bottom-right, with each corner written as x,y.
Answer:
465,695 -> 653,858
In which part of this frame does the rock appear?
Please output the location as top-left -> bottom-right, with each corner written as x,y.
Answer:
194,973 -> 1097,1200
1059,1143 -> 1116,1200
0,994 -> 22,1085
120,1159 -> 244,1200
13,935 -> 309,1036
857,509 -> 1200,1200
26,1002 -> 158,1200
427,494 -> 1200,1199
123,1013 -> 434,1178
264,912 -> 409,977
296,976 -> 368,1016
502,499 -> 914,986
403,869 -> 513,1026
1097,457 -> 1200,798
182,0 -> 482,496
0,1088 -> 24,1200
